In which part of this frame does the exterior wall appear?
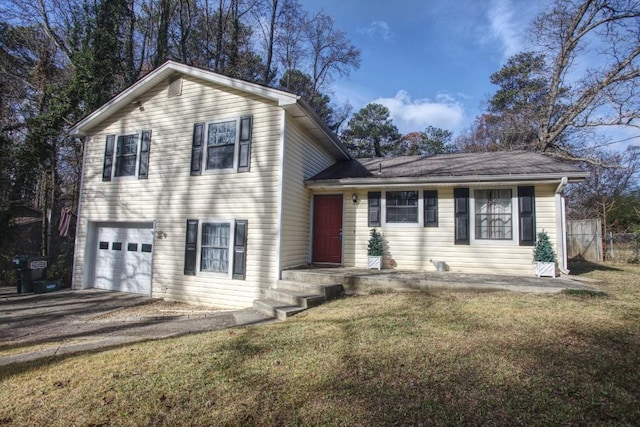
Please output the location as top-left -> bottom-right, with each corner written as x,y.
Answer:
279,119 -> 337,270
343,183 -> 558,276
73,75 -> 285,308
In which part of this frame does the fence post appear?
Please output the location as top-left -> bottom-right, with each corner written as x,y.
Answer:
610,232 -> 614,261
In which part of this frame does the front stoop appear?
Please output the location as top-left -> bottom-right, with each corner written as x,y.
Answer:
252,278 -> 344,321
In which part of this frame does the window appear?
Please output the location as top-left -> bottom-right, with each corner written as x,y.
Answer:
184,219 -> 247,279
474,189 -> 513,240
386,191 -> 418,223
190,117 -> 252,175
141,244 -> 153,253
102,131 -> 151,181
112,242 -> 123,251
114,134 -> 138,177
206,121 -> 237,170
127,243 -> 138,252
99,241 -> 109,250
200,223 -> 230,273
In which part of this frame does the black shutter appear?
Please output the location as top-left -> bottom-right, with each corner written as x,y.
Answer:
454,188 -> 470,245
191,123 -> 204,175
368,192 -> 381,227
184,219 -> 199,275
102,135 -> 115,181
424,190 -> 438,227
233,220 -> 248,279
238,116 -> 252,172
518,186 -> 536,246
138,130 -> 151,179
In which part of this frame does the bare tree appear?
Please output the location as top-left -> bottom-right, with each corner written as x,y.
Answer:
303,11 -> 360,93
531,0 -> 640,159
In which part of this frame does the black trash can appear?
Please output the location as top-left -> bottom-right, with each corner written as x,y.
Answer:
12,255 -> 48,293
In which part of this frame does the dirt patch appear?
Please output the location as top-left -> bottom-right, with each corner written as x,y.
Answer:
92,299 -> 228,320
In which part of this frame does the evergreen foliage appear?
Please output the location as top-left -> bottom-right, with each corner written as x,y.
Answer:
367,228 -> 384,257
533,231 -> 555,262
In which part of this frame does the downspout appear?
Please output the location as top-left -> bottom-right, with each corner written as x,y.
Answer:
555,177 -> 569,275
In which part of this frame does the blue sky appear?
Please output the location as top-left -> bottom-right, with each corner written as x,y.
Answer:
298,0 -> 545,135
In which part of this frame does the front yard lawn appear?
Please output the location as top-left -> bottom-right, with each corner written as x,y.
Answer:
1,263 -> 639,426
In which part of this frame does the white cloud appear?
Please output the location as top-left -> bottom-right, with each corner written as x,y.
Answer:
372,90 -> 465,134
486,0 -> 524,59
360,21 -> 394,42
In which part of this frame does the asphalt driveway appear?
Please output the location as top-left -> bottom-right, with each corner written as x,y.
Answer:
0,287 -> 271,367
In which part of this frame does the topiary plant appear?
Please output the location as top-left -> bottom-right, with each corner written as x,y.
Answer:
367,228 -> 384,256
533,231 -> 555,262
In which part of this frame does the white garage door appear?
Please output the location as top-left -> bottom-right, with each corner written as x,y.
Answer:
94,226 -> 154,295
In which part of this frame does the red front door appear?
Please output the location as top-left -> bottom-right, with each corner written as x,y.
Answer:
313,195 -> 343,264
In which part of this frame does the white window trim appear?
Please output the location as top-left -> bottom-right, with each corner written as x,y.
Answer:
195,218 -> 236,277
201,117 -> 241,175
381,190 -> 424,227
111,131 -> 142,180
469,186 -> 519,246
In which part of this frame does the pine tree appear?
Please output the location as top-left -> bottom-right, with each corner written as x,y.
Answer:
367,228 -> 384,256
533,231 -> 555,262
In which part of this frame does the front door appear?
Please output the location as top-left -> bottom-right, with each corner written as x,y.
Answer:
313,194 -> 343,264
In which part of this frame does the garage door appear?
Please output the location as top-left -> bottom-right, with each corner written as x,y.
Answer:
94,226 -> 154,295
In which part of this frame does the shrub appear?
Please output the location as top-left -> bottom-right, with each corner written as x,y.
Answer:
367,228 -> 384,256
534,231 -> 556,262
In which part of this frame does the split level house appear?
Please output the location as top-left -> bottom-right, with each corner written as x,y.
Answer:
69,61 -> 589,308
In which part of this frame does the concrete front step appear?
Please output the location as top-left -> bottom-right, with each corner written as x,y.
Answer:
281,269 -> 347,285
252,277 -> 346,321
275,280 -> 344,300
253,299 -> 307,320
264,288 -> 326,309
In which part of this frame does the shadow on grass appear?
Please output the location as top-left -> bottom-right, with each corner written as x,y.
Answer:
569,257 -> 622,274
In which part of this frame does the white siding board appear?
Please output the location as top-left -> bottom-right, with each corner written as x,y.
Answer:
74,75 -> 285,308
343,184 -> 560,276
279,117 -> 338,269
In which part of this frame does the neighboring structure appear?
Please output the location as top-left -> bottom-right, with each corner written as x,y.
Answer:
69,61 -> 589,308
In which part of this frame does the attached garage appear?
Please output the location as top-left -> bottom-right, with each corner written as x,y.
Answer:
92,223 -> 154,295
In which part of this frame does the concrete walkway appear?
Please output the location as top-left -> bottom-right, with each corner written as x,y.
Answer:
0,288 -> 272,367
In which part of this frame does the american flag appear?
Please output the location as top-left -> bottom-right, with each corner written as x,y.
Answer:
58,207 -> 73,237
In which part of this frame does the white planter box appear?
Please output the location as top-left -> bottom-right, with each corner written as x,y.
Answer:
534,262 -> 557,278
367,256 -> 382,270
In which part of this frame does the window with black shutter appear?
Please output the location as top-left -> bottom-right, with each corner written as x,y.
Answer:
424,190 -> 438,227
454,188 -> 470,245
233,220 -> 248,279
518,186 -> 536,246
368,192 -> 381,227
184,219 -> 199,275
191,116 -> 253,174
102,135 -> 115,181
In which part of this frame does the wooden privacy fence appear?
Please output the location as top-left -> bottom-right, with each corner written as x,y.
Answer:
567,219 -> 602,262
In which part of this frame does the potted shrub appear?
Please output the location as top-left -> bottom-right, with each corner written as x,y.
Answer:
367,228 -> 384,270
533,231 -> 557,277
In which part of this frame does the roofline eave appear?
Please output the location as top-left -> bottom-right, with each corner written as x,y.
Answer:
304,173 -> 590,189
69,60 -> 300,137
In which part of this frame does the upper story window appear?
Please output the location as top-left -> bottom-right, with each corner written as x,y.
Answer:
386,191 -> 419,223
474,189 -> 513,240
191,116 -> 253,175
115,134 -> 139,177
206,120 -> 237,170
102,130 -> 151,181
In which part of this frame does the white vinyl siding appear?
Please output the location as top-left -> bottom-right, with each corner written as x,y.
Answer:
279,118 -> 338,270
73,75 -> 283,308
343,184 -> 558,276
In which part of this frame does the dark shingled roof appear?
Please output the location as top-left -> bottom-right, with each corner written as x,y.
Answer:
308,151 -> 587,181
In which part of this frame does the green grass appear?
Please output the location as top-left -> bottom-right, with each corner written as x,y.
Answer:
1,263 -> 639,426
